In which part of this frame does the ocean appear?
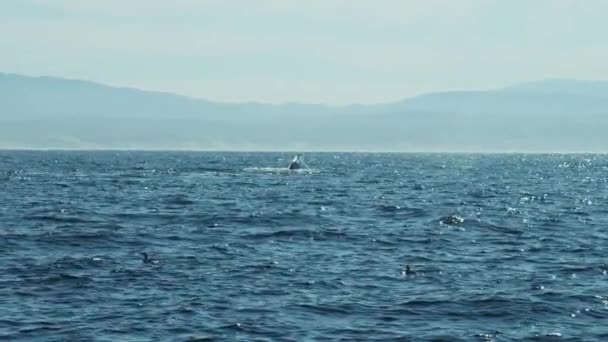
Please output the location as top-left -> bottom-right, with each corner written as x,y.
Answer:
1,151 -> 608,341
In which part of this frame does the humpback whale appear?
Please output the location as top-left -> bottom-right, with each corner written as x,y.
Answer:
288,154 -> 304,170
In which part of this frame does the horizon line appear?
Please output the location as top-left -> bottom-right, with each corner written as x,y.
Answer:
1,147 -> 607,155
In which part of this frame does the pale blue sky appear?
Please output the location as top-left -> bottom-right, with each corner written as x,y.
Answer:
1,0 -> 607,104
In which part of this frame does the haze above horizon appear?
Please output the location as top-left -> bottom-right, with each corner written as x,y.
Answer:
2,0 -> 607,105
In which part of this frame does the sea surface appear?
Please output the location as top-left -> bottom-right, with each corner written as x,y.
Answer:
1,151 -> 608,341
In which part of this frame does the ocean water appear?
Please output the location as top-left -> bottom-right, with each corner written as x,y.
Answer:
1,151 -> 608,341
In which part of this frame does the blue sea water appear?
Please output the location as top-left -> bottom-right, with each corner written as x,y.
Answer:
1,151 -> 608,341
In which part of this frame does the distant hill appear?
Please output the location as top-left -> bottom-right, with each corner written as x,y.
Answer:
1,73 -> 607,152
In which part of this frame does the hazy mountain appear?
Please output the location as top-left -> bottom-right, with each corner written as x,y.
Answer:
1,73 -> 607,152
0,73 -> 338,122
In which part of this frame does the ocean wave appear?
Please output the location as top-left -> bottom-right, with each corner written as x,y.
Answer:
2,151 -> 608,340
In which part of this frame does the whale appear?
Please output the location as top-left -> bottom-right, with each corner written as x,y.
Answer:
288,154 -> 304,170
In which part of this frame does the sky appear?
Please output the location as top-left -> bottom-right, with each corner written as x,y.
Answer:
1,0 -> 607,105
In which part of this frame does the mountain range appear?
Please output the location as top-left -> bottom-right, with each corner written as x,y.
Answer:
1,72 -> 607,152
